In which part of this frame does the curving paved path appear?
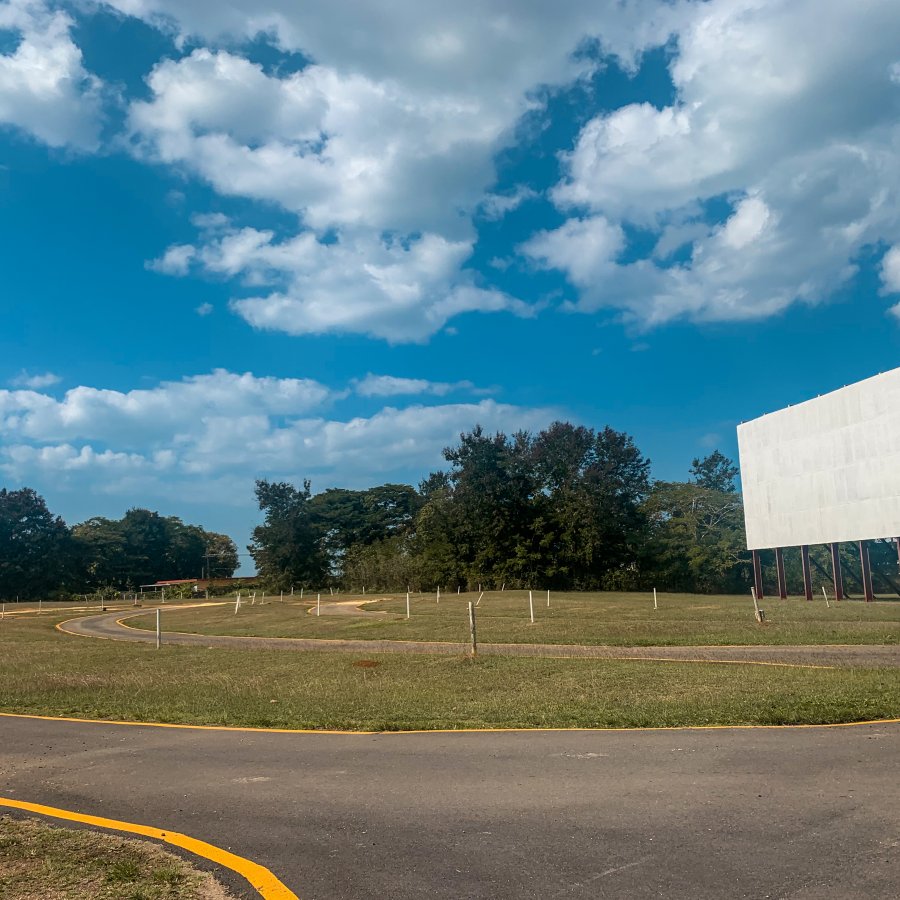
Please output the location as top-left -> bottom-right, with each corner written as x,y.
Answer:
1,714 -> 899,898
58,609 -> 900,668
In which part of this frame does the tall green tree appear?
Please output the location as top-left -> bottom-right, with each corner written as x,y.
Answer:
690,450 -> 739,493
249,480 -> 328,588
0,488 -> 76,599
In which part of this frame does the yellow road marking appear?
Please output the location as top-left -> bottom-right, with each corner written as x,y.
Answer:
1,710 -> 898,735
0,795 -> 298,899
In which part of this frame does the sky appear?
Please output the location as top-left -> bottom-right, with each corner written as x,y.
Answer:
2,0 -> 900,571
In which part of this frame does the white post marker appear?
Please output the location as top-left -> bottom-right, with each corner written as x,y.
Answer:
822,586 -> 830,608
234,594 -> 241,615
547,589 -> 550,608
291,586 -> 294,597
330,587 -> 334,596
475,591 -> 484,607
300,588 -> 304,599
156,608 -> 161,649
653,588 -> 658,610
317,593 -> 321,616
280,590 -> 284,602
457,586 -> 461,595
437,587 -> 440,604
501,582 -> 506,592
406,592 -> 411,619
529,590 -> 534,624
751,586 -> 762,623
468,601 -> 477,656
38,597 -> 42,614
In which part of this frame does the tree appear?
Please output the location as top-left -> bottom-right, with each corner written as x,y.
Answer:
0,488 -> 76,599
249,480 -> 328,588
641,481 -> 748,593
689,451 -> 739,493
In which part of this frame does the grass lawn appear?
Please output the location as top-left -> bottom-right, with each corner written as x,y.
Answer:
128,590 -> 900,647
0,815 -> 230,899
1,614 -> 899,730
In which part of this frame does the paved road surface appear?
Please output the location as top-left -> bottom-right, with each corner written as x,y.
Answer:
60,609 -> 900,667
1,715 -> 898,898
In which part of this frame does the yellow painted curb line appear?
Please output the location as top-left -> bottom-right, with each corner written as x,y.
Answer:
0,796 -> 298,899
1,710 -> 899,735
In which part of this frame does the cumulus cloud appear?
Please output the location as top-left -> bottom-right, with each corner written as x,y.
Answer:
0,370 -> 558,500
542,0 -> 900,326
0,0 -> 104,148
116,1 -> 681,340
154,222 -> 532,341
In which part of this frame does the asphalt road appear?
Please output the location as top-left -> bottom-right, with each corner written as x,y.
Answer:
2,715 -> 899,898
60,608 -> 900,667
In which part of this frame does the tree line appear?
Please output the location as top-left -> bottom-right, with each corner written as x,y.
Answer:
0,489 -> 238,599
249,422 -> 755,593
5,420 -> 898,599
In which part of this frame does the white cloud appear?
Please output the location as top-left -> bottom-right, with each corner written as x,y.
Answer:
0,0 -> 104,149
479,186 -> 538,221
542,0 -> 900,326
354,374 -> 480,398
195,302 -> 214,316
0,369 -> 332,448
10,370 -> 60,389
155,223 -> 532,341
0,370 -> 559,502
147,243 -> 195,275
881,246 -> 900,294
115,1 -> 682,340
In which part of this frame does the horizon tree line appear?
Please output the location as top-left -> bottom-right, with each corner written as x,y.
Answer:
3,421 -> 898,599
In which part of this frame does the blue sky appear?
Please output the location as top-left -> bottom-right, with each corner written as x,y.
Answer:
2,0 -> 900,570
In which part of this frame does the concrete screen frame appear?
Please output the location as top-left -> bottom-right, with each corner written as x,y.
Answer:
737,368 -> 900,602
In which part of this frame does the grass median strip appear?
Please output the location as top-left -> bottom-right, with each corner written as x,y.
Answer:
126,591 -> 900,647
0,815 -> 232,900
2,614 -> 899,729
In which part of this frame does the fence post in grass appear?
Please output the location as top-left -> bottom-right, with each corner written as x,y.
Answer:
437,586 -> 440,604
468,601 -> 477,657
476,591 -> 484,607
291,586 -> 294,597
406,591 -> 411,619
234,594 -> 241,614
281,590 -> 284,602
38,597 -> 42,614
501,582 -> 506,592
300,587 -> 304,599
156,608 -> 161,649
822,586 -> 830,608
751,586 -> 763,623
529,590 -> 534,624
457,586 -> 460,594
547,589 -> 550,608
653,588 -> 658,610
317,593 -> 321,616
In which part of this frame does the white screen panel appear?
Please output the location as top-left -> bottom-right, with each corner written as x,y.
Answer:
737,368 -> 900,549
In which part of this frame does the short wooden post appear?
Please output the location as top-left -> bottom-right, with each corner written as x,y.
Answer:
468,601 -> 477,656
156,608 -> 161,649
317,593 -> 321,616
528,590 -> 534,624
406,592 -> 410,619
653,588 -> 657,610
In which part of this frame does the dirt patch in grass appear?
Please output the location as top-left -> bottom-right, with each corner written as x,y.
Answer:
0,815 -> 233,899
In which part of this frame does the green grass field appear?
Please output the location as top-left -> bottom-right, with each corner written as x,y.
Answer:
1,612 -> 899,730
128,591 -> 900,647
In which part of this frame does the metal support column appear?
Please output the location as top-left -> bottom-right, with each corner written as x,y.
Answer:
830,542 -> 844,600
752,550 -> 764,600
859,540 -> 874,603
775,548 -> 787,599
896,537 -> 900,566
800,545 -> 813,601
